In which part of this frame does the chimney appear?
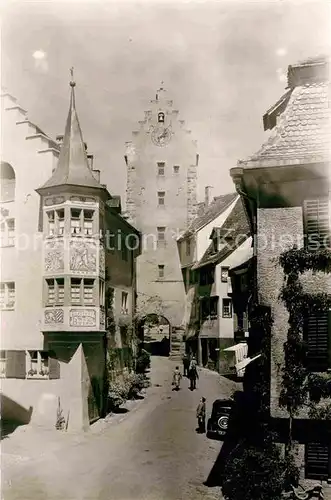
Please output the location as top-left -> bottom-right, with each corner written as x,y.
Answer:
87,153 -> 94,170
205,186 -> 213,207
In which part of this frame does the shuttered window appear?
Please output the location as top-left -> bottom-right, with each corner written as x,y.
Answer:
49,356 -> 60,379
304,310 -> 330,372
5,351 -> 26,379
305,443 -> 330,480
303,198 -> 330,251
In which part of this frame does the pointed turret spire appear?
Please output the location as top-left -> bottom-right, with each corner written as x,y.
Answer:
39,69 -> 102,191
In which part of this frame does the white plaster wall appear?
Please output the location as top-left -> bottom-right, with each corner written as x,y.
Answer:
215,237 -> 252,340
1,95 -> 57,350
196,196 -> 238,262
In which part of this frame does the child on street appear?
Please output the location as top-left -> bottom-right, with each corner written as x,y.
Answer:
196,397 -> 206,433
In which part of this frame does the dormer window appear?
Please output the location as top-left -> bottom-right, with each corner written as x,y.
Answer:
158,112 -> 165,123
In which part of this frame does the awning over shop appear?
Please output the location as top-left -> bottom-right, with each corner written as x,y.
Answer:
235,354 -> 261,373
229,237 -> 253,272
223,342 -> 248,354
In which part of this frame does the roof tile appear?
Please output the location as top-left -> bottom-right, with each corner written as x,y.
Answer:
180,192 -> 237,239
193,198 -> 250,269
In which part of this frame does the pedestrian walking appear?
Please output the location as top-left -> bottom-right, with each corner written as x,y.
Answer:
172,366 -> 182,390
188,356 -> 198,390
196,397 -> 206,433
182,352 -> 190,377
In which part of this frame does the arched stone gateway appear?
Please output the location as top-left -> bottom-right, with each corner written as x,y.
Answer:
136,314 -> 185,359
137,314 -> 171,357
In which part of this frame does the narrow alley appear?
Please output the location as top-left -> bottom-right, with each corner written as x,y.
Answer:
2,357 -> 240,500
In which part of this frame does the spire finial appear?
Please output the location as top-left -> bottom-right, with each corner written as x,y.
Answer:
70,67 -> 76,87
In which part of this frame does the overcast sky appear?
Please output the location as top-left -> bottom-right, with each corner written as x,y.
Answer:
2,0 -> 330,204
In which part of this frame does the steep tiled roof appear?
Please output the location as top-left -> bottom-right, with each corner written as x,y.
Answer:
39,82 -> 104,191
239,56 -> 330,167
179,192 -> 237,240
193,197 -> 250,269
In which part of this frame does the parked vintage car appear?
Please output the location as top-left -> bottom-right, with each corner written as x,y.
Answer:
206,398 -> 234,440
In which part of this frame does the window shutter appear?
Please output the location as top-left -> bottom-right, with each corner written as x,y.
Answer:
305,443 -> 330,480
5,350 -> 26,378
304,311 -> 329,372
49,357 -> 60,379
304,199 -> 330,248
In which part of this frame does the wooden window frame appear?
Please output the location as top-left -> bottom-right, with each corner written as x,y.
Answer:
303,308 -> 331,372
158,191 -> 165,207
186,239 -> 191,257
221,267 -> 229,283
157,226 -> 166,248
47,210 -> 55,237
121,291 -> 128,315
158,264 -> 165,279
305,442 -> 331,481
70,208 -> 82,235
222,298 -> 232,318
303,198 -> 331,251
0,282 -> 15,310
26,350 -> 50,379
83,209 -> 94,236
0,218 -> 15,247
157,162 -> 165,176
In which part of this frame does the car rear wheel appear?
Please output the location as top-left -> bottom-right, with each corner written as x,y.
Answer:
217,415 -> 229,430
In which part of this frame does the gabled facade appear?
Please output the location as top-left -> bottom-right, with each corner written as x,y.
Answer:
231,56 -> 331,484
0,81 -> 140,431
182,196 -> 252,374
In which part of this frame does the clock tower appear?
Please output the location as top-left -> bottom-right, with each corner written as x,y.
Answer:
125,85 -> 198,356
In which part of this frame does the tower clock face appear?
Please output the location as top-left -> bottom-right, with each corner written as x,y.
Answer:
151,125 -> 172,147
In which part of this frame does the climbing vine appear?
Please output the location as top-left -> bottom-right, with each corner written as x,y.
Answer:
279,246 -> 331,423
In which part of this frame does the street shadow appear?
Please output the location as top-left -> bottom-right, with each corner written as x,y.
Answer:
204,390 -> 259,487
112,407 -> 129,414
1,420 -> 24,440
0,394 -> 33,440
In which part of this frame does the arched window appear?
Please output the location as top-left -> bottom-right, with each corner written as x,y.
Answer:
158,112 -> 165,123
0,163 -> 15,202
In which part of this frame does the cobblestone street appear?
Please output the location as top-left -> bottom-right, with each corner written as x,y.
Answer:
2,357 -> 240,500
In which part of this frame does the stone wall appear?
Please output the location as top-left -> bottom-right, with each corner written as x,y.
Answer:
257,207 -> 303,419
257,206 -> 331,419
